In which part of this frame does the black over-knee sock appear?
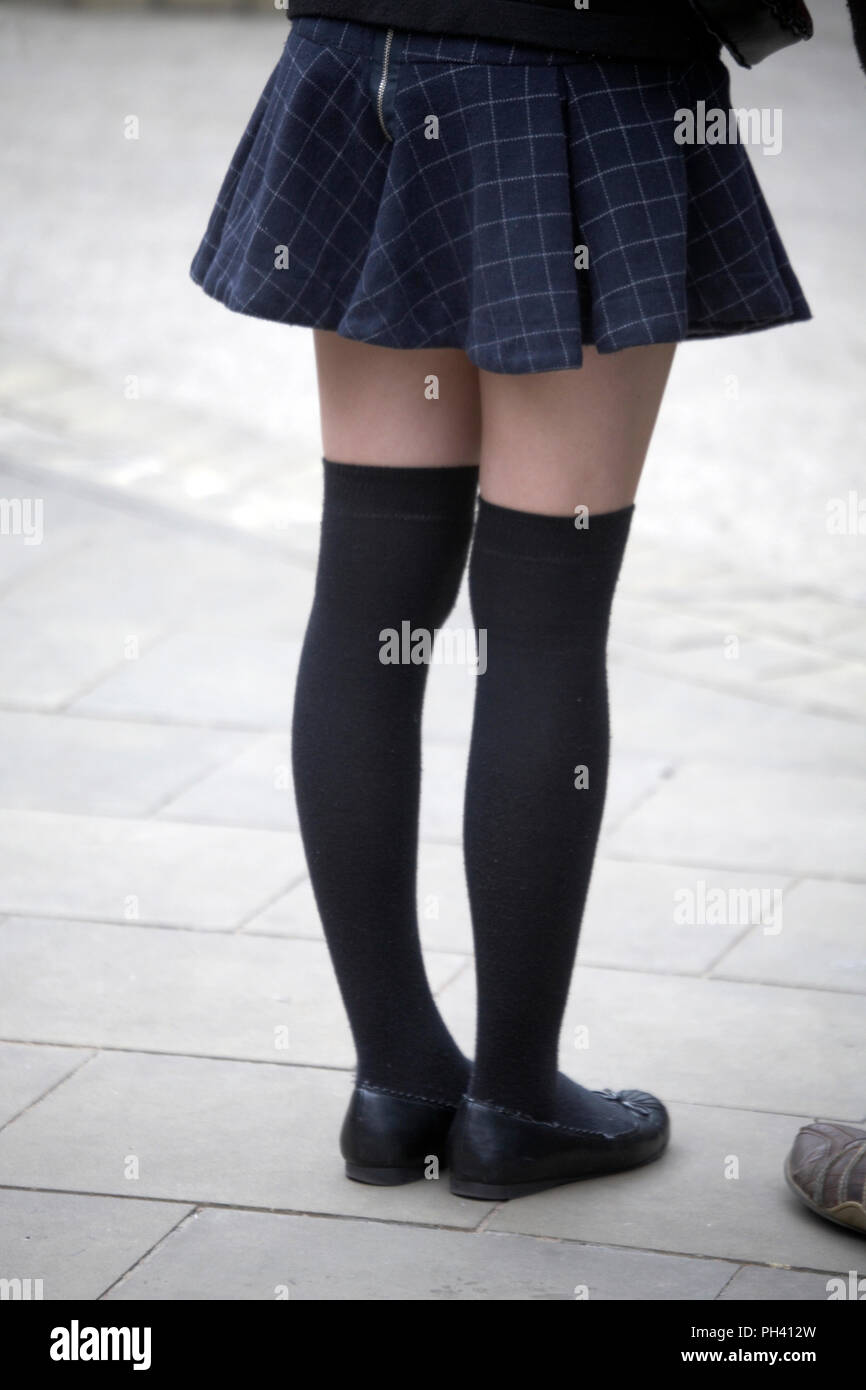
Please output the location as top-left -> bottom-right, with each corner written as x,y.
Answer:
291,458 -> 478,1104
463,496 -> 636,1129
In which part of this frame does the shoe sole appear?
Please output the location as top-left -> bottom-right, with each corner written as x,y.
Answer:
450,1142 -> 668,1201
784,1156 -> 866,1234
345,1161 -> 431,1186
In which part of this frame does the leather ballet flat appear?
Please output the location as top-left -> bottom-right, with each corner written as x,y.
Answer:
447,1088 -> 670,1200
340,1084 -> 460,1186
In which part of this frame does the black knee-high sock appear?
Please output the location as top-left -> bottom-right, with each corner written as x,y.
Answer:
291,458 -> 478,1104
463,496 -> 636,1128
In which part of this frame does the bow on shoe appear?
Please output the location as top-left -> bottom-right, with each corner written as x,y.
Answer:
593,1088 -> 653,1117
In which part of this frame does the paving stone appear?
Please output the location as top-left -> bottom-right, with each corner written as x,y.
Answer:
0,710 -> 251,816
611,636 -> 832,693
487,1102 -> 865,1271
436,964 -> 864,1119
0,1187 -> 193,1301
0,468 -> 93,588
825,617 -> 866,662
0,608 -> 161,711
0,1041 -> 93,1130
0,918 -> 464,1066
240,879 -> 322,940
605,761 -> 866,880
0,1051 -> 492,1227
157,732 -> 298,830
712,879 -> 866,993
717,1265 -> 844,1300
242,842 -> 475,956
105,1205 -> 735,1301
608,663 -> 866,775
685,595 -> 866,648
578,860 -> 791,976
0,810 -> 304,928
70,633 -> 301,730
2,521 -> 314,637
767,662 -> 866,723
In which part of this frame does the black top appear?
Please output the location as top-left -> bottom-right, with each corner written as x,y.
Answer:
285,0 -> 723,63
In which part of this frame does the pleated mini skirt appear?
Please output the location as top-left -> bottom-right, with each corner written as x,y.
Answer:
190,15 -> 812,375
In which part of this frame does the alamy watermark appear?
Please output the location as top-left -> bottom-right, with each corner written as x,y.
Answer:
674,880 -> 783,935
674,101 -> 783,156
379,622 -> 487,675
0,497 -> 43,545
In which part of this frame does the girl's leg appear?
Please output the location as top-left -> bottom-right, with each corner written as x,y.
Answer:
463,342 -> 675,1126
291,330 -> 481,1104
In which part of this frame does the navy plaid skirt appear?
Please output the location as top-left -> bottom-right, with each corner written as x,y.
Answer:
190,15 -> 811,374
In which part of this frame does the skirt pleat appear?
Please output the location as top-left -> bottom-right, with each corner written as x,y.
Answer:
190,17 -> 811,373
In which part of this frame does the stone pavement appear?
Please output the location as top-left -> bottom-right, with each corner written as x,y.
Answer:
0,4 -> 864,1300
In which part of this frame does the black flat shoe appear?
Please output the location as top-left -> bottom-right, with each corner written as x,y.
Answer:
340,1084 -> 460,1186
447,1089 -> 670,1200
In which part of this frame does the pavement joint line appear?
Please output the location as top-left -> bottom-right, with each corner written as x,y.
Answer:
472,1202 -> 506,1234
706,971 -> 866,997
0,1040 -> 358,1077
0,1042 -> 853,1123
433,957 -> 472,998
0,1184 -> 852,1279
143,734 -> 271,823
0,535 -> 91,606
0,905 -> 860,984
231,872 -> 313,933
35,704 -> 293,737
599,850 -> 866,889
0,1049 -> 98,1138
0,437 -> 320,572
712,1265 -> 746,1299
96,1204 -> 199,1302
609,650 -> 866,727
696,878 -> 808,977
599,760 -> 679,838
52,629 -> 180,715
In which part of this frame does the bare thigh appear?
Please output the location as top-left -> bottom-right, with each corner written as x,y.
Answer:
313,329 -> 482,466
479,342 -> 676,514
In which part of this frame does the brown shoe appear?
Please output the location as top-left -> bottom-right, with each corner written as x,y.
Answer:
785,1122 -> 866,1235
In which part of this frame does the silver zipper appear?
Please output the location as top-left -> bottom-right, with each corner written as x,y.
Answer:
376,27 -> 395,142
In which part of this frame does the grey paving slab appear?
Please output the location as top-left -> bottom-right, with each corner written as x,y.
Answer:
682,595 -> 866,648
0,1050 -> 491,1227
0,918 -> 464,1066
436,964 -> 864,1119
488,1102 -> 866,1271
0,608 -> 163,711
70,633 -> 301,730
0,1187 -> 193,1301
717,1265 -> 844,1301
2,521 -> 314,638
242,841 -> 476,956
157,732 -> 298,830
241,878 -> 322,940
825,617 -> 866,663
608,663 -> 866,775
0,468 -> 94,589
0,710 -> 251,817
612,641 -> 833,705
105,1205 -> 735,1301
0,1041 -> 93,1130
712,879 -> 866,993
605,761 -> 866,880
0,810 -> 304,928
578,860 -> 791,976
768,662 -> 866,724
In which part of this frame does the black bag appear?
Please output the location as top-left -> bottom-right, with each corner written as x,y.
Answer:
687,0 -> 814,67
